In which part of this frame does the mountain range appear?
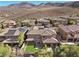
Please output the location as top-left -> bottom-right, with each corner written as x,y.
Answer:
7,1 -> 79,8
1,1 -> 79,19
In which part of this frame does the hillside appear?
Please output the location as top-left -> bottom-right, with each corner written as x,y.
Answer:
0,1 -> 79,19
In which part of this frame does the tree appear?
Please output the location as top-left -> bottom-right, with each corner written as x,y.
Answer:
53,46 -> 63,57
67,19 -> 76,25
36,45 -> 53,57
35,19 -> 37,25
53,45 -> 79,57
16,21 -> 21,27
25,23 -> 31,27
62,45 -> 79,57
21,21 -> 31,27
18,32 -> 24,46
1,24 -> 4,29
0,44 -> 12,57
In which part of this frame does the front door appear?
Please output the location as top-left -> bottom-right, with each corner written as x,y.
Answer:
35,41 -> 42,48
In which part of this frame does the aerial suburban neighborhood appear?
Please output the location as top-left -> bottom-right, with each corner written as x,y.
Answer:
1,1 -> 79,57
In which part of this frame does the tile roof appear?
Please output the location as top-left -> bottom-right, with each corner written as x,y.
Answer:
52,17 -> 66,21
0,27 -> 27,43
2,38 -> 19,43
0,27 -> 27,36
4,28 -> 20,36
59,25 -> 79,33
68,17 -> 79,20
4,30 -> 16,36
3,20 -> 16,25
37,18 -> 50,23
26,38 -> 34,42
27,28 -> 56,36
18,27 -> 27,33
43,37 -> 59,44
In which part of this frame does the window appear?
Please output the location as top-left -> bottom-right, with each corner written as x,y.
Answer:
47,44 -> 51,47
5,36 -> 9,39
74,38 -> 77,42
37,42 -> 41,44
43,36 -> 47,40
76,39 -> 79,42
68,39 -> 73,42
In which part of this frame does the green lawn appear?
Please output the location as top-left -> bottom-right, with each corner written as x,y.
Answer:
24,45 -> 39,53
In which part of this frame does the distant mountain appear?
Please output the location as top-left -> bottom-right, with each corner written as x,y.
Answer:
37,2 -> 68,7
64,1 -> 79,8
37,3 -> 45,6
8,2 -> 35,8
44,2 -> 64,6
37,1 -> 79,8
7,1 -> 79,8
2,1 -> 78,16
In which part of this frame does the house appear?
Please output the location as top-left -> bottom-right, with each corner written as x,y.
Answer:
61,16 -> 79,25
43,37 -> 59,47
59,15 -> 70,19
0,28 -> 20,46
21,19 -> 36,26
3,20 -> 16,28
0,27 -> 28,47
36,18 -> 51,28
58,25 -> 79,44
26,26 -> 59,48
33,26 -> 44,30
51,17 -> 67,27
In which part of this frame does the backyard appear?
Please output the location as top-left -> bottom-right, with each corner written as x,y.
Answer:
23,45 -> 39,53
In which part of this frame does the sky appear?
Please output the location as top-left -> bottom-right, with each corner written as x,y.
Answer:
0,1 -> 70,6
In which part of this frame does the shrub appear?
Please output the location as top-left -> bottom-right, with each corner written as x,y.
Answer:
0,44 -> 12,57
